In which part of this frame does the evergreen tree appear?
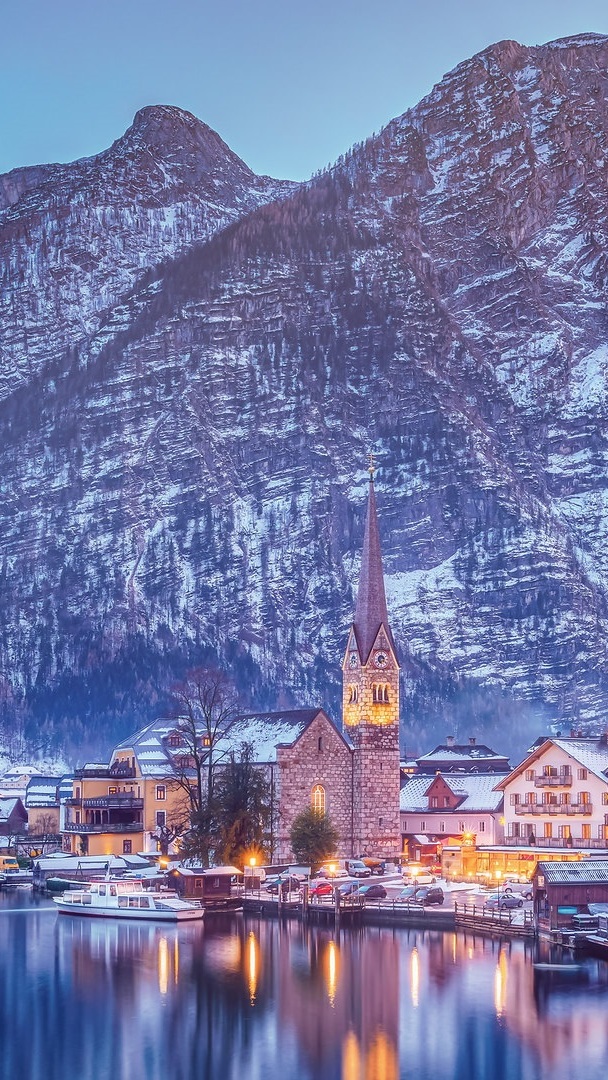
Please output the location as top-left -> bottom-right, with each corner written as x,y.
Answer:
289,808 -> 339,873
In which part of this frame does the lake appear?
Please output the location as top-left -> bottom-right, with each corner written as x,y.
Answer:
1,889 -> 607,1080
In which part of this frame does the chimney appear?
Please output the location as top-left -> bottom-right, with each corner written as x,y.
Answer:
446,736 -> 455,748
469,737 -> 476,746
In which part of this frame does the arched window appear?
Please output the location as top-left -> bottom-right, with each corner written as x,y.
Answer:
311,785 -> 326,814
372,684 -> 389,703
348,685 -> 358,704
318,736 -> 323,752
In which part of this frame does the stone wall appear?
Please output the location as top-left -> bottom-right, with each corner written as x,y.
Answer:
275,711 -> 354,860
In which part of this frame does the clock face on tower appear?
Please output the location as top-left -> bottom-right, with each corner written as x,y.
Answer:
373,651 -> 388,668
348,652 -> 358,668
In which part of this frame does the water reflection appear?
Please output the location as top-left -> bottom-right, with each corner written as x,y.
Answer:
1,894 -> 608,1080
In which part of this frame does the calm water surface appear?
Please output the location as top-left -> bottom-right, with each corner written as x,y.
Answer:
1,889 -> 607,1080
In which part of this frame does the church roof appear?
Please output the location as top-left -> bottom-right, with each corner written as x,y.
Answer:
353,476 -> 394,663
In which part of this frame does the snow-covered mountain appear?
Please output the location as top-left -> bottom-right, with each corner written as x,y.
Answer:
3,35 -> 608,764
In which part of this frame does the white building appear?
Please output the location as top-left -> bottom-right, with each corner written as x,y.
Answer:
400,772 -> 505,851
495,735 -> 608,850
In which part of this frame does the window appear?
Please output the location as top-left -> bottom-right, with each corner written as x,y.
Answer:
156,811 -> 166,828
372,684 -> 389,703
430,796 -> 438,808
544,822 -> 552,838
560,793 -> 570,805
348,686 -> 358,704
75,811 -> 81,825
580,791 -> 590,804
582,824 -> 591,840
510,793 -> 520,805
602,793 -> 608,805
202,736 -> 211,748
439,822 -> 444,833
123,840 -> 132,854
156,786 -> 166,801
169,734 -> 181,747
578,768 -> 588,780
543,765 -> 557,777
525,770 -> 535,782
420,821 -> 426,832
600,826 -> 607,840
459,822 -> 465,832
478,821 -> 485,832
108,786 -> 117,795
558,825 -> 571,839
443,797 -> 450,807
561,765 -> 571,776
318,736 -> 323,752
311,785 -> 325,814
509,823 -> 521,837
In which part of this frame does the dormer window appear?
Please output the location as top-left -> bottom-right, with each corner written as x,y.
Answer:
168,734 -> 181,747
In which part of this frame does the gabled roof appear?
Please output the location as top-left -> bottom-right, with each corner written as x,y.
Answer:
400,773 -> 503,814
0,796 -> 27,821
495,737 -> 608,790
536,860 -> 608,884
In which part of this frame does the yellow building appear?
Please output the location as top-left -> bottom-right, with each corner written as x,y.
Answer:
62,721 -> 192,857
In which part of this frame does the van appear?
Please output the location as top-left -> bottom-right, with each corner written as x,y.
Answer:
0,856 -> 20,874
345,859 -> 372,879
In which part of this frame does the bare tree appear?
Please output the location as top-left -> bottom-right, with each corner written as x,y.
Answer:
166,669 -> 240,866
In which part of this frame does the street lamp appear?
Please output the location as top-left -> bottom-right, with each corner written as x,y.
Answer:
495,869 -> 501,905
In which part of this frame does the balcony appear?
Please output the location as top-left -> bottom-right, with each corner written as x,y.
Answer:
534,774 -> 572,787
503,835 -> 606,849
514,802 -> 592,815
67,797 -> 143,810
64,822 -> 144,834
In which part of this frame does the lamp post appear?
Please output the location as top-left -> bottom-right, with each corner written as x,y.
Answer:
249,856 -> 257,896
495,869 -> 501,907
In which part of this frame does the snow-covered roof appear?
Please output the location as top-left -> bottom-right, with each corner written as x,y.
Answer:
111,708 -> 329,775
416,744 -> 510,772
25,776 -> 63,808
537,860 -> 608,884
496,737 -> 608,789
400,773 -> 503,813
0,797 -> 24,819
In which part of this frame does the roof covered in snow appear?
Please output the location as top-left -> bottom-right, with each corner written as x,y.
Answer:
536,859 -> 608,884
25,776 -> 64,808
112,708 -> 330,776
400,773 -> 503,813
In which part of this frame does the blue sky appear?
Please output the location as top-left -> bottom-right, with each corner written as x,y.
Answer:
2,0 -> 608,181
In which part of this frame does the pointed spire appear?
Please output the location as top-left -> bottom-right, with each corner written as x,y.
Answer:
353,465 -> 391,663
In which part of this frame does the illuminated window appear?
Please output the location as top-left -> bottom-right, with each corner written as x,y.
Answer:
348,685 -> 358,704
602,793 -> 608,805
544,822 -> 552,838
123,840 -> 132,854
582,824 -> 591,840
156,786 -> 166,801
372,684 -> 390,703
311,785 -> 326,814
580,791 -> 590,804
108,786 -> 118,795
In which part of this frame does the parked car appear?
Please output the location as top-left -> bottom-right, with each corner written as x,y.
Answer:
356,855 -> 386,876
265,875 -> 302,895
309,880 -> 334,899
337,880 -> 361,897
357,883 -> 387,900
345,859 -> 372,878
397,885 -> 444,906
483,893 -> 523,911
402,866 -> 437,885
503,881 -> 534,901
314,864 -> 348,880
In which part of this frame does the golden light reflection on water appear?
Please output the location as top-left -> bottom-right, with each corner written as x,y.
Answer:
247,931 -> 259,1006
410,947 -> 419,1008
326,940 -> 339,1007
341,1030 -> 397,1080
157,936 -> 169,996
494,948 -> 507,1018
174,937 -> 179,986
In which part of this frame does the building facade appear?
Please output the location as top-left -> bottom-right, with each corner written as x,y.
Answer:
496,735 -> 608,850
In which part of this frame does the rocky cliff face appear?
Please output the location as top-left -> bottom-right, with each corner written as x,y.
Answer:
3,35 -> 608,763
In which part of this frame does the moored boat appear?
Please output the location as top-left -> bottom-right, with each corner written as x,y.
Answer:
53,878 -> 204,921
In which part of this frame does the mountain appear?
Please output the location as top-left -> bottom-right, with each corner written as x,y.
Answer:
2,35 -> 608,764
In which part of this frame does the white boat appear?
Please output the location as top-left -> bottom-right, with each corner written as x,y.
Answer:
53,878 -> 204,922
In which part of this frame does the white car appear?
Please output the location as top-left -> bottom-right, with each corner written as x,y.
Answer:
402,867 -> 437,885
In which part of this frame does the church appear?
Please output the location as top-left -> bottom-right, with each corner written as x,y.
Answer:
269,465 -> 402,860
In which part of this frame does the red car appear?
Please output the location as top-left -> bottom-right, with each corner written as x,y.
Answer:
310,881 -> 334,899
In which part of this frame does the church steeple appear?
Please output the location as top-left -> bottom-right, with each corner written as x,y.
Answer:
353,465 -> 392,664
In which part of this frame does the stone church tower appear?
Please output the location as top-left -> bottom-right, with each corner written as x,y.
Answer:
342,466 -> 401,858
